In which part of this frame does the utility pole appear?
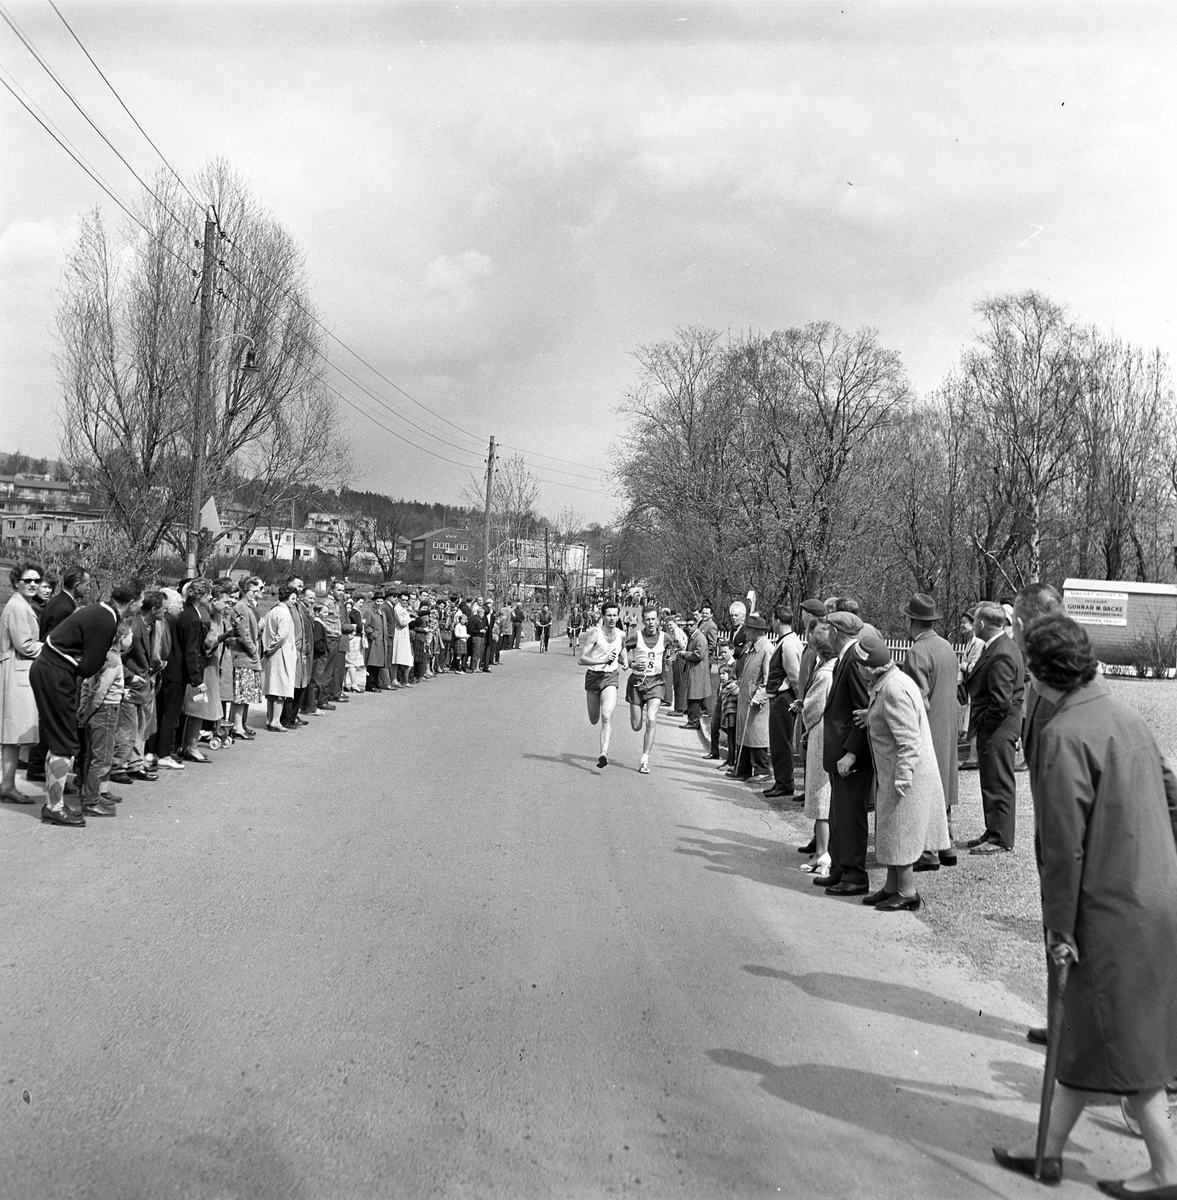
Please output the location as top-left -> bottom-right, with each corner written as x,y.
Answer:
481,435 -> 495,599
544,525 -> 551,603
187,210 -> 217,577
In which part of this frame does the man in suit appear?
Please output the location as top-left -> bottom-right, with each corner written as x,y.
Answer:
764,604 -> 802,799
901,593 -> 961,869
966,600 -> 1025,854
819,610 -> 874,896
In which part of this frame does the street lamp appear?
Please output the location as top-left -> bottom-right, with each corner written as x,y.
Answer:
187,333 -> 261,576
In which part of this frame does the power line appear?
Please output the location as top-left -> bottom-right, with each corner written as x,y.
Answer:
0,1 -> 196,239
0,67 -> 193,279
22,0 -> 612,480
46,0 -> 206,214
7,4 -> 617,498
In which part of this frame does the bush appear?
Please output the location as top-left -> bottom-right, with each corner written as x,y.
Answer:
1129,621 -> 1177,679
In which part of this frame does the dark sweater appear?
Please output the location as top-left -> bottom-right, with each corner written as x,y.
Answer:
43,602 -> 118,678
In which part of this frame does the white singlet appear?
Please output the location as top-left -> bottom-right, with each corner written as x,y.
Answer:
629,631 -> 668,678
585,627 -> 624,672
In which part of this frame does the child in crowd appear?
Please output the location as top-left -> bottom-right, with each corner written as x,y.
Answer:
451,612 -> 468,673
76,625 -> 133,817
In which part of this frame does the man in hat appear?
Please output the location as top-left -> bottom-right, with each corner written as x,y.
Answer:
901,593 -> 960,869
965,601 -> 1025,854
763,605 -> 803,799
732,611 -> 773,781
820,610 -> 874,895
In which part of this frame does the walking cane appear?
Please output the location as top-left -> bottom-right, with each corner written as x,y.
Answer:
1034,953 -> 1072,1181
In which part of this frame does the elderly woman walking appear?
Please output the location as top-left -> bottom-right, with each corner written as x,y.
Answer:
854,629 -> 949,911
993,614 -> 1177,1195
0,560 -> 44,804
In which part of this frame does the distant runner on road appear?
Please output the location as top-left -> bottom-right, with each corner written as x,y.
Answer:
579,600 -> 627,769
625,605 -> 673,774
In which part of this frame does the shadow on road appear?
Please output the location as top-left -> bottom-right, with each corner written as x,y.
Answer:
675,825 -> 828,895
705,1050 -> 1100,1189
741,965 -> 1037,1048
520,751 -> 605,776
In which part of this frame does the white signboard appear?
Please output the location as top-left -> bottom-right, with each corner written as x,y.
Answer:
1065,589 -> 1128,626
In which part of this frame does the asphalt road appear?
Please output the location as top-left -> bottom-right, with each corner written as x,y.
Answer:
0,643 -> 1146,1198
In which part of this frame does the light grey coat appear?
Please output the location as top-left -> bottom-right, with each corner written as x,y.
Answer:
0,592 -> 42,744
865,663 -> 949,865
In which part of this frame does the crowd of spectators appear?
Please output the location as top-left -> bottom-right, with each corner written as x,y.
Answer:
0,561 -> 538,824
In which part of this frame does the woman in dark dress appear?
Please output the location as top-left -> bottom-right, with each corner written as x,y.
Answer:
994,614 -> 1177,1196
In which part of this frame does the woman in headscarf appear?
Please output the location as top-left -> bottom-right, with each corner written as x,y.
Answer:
0,560 -> 43,803
854,628 -> 949,911
992,614 -> 1177,1194
797,618 -> 836,878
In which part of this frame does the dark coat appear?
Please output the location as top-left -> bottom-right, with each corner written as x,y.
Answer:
967,634 -> 1024,740
175,604 -> 209,687
1034,676 -> 1177,1092
902,629 -> 960,810
822,645 -> 873,774
680,629 -> 711,699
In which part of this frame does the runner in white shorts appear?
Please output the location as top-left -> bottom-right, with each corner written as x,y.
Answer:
579,601 -> 627,769
625,605 -> 672,774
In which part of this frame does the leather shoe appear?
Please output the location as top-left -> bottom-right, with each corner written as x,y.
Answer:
812,874 -> 839,888
876,891 -> 922,912
913,854 -> 940,872
1027,1026 -> 1048,1045
992,1147 -> 1062,1185
826,880 -> 869,897
82,800 -> 117,818
763,787 -> 793,798
319,702 -> 337,711
797,840 -> 816,855
40,806 -> 85,827
1097,1181 -> 1177,1198
965,835 -> 991,848
102,790 -> 123,803
127,769 -> 158,782
971,841 -> 1011,856
861,888 -> 896,907
24,770 -> 46,783
108,770 -> 135,785
939,850 -> 958,866
701,752 -> 721,760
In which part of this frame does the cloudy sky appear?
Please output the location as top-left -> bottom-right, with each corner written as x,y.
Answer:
2,0 -> 1174,523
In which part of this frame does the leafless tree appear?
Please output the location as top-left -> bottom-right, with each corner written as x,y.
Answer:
57,161 -> 350,573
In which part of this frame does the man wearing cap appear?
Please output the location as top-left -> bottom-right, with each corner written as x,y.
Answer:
901,594 -> 961,869
732,612 -> 773,781
764,605 -> 803,799
965,601 -> 1025,854
820,610 -> 874,895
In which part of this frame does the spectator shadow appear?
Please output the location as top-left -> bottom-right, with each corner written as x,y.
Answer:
675,825 -> 827,895
741,965 -> 1037,1047
520,751 -> 603,776
705,1051 -> 1099,1184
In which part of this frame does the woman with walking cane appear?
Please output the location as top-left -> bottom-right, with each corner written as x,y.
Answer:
992,614 -> 1177,1197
